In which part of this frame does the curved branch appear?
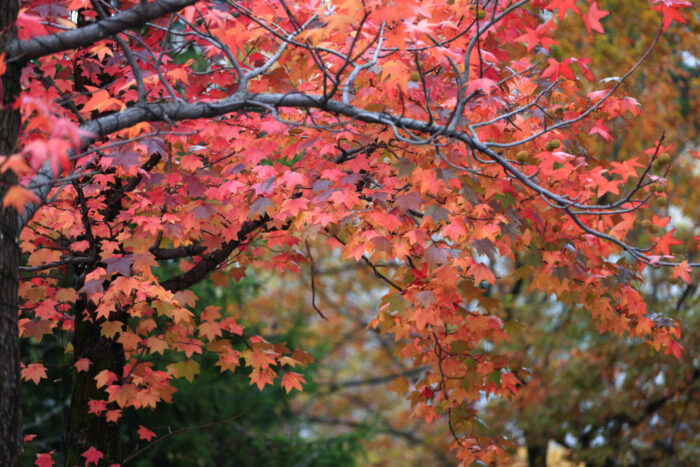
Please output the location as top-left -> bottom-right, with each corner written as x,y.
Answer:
6,0 -> 199,63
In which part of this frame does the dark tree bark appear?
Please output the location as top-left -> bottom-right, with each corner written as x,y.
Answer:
65,297 -> 125,466
63,11 -> 126,462
525,432 -> 548,467
0,0 -> 23,465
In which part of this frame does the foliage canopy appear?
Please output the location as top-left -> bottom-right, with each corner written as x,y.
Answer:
0,0 -> 697,465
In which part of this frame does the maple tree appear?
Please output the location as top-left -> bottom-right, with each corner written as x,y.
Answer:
0,0 -> 697,465
21,272 -> 373,465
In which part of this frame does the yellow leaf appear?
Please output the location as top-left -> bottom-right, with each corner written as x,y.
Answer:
173,360 -> 200,382
100,321 -> 123,339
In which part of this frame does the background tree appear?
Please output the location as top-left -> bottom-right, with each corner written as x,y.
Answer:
0,0 -> 697,465
477,3 -> 700,465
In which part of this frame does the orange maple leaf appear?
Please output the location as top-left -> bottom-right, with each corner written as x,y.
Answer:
673,260 -> 692,284
2,185 -> 40,212
281,372 -> 306,393
21,363 -> 47,385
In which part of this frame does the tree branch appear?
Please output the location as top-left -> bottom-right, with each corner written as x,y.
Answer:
159,216 -> 269,292
5,0 -> 198,63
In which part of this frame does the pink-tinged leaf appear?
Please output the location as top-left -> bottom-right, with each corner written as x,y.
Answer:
82,447 -> 104,466
78,279 -> 104,299
105,409 -> 122,423
395,192 -> 422,211
582,2 -> 610,34
465,78 -> 497,96
35,452 -> 55,467
589,118 -> 612,141
74,358 -> 92,373
103,151 -> 141,172
542,58 -> 576,81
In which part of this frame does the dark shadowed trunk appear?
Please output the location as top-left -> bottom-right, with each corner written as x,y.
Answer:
525,432 -> 548,467
64,9 -> 126,460
0,0 -> 23,464
64,297 -> 125,465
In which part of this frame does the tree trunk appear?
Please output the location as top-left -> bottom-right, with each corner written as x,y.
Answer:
525,432 -> 548,467
64,11 -> 125,458
527,444 -> 548,467
0,182 -> 22,467
0,0 -> 23,464
65,298 -> 124,465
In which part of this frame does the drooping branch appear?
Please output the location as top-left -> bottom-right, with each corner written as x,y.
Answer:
5,0 -> 199,63
19,83 -> 689,267
13,1 -> 685,272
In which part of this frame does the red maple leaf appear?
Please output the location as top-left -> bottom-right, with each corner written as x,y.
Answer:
515,22 -> 559,53
610,157 -> 644,181
545,0 -> 581,19
137,425 -> 157,442
651,0 -> 692,32
542,58 -> 576,81
653,229 -> 683,256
